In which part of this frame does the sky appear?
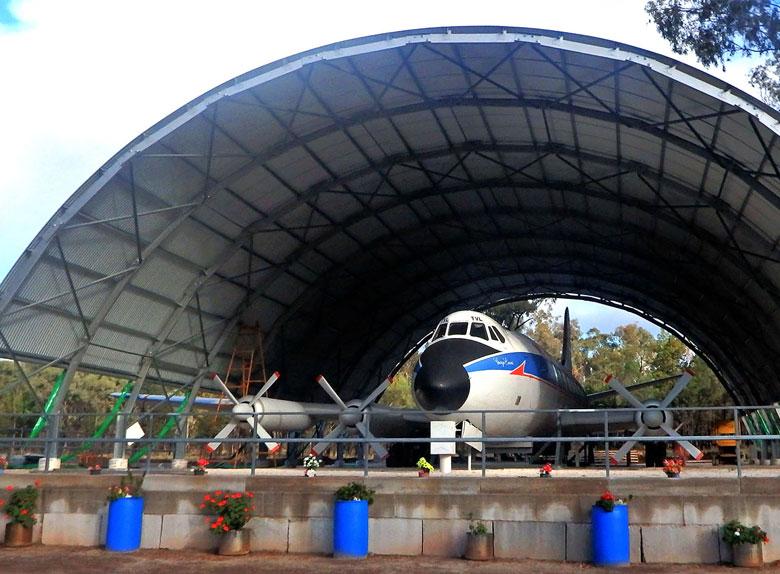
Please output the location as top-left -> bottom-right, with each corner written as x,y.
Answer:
0,0 -> 763,336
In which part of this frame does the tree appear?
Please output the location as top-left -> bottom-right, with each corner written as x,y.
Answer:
646,0 -> 780,107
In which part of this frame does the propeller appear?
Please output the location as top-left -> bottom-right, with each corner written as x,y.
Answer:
607,370 -> 703,464
206,371 -> 282,454
310,374 -> 392,459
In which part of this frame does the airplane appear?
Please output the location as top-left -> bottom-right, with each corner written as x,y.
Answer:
409,308 -> 703,463
117,307 -> 703,466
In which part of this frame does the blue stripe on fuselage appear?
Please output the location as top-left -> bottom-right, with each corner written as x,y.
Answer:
464,352 -> 552,380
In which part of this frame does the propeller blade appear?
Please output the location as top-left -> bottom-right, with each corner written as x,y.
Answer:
660,422 -> 703,460
251,371 -> 281,405
659,371 -> 693,408
610,425 -> 646,464
246,417 -> 280,454
358,377 -> 392,411
606,375 -> 645,410
206,421 -> 238,452
311,423 -> 346,457
211,373 -> 239,405
355,420 -> 389,459
315,375 -> 348,410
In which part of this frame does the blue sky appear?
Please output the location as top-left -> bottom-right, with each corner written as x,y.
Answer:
0,1 -> 761,335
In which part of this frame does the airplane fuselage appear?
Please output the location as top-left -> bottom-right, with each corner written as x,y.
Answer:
412,310 -> 588,437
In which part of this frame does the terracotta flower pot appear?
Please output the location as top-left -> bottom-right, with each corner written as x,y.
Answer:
733,543 -> 763,568
5,522 -> 33,547
464,533 -> 494,560
218,529 -> 250,556
418,470 -> 430,477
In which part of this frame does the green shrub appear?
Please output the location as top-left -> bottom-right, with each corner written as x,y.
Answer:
335,482 -> 375,505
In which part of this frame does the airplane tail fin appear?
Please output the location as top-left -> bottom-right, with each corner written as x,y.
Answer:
561,307 -> 572,372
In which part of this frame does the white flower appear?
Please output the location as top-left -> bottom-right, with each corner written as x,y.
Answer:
735,531 -> 740,536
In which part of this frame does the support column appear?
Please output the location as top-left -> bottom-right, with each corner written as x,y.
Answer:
40,345 -> 88,470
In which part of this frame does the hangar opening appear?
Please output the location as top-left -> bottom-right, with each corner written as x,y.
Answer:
0,26 -> 778,440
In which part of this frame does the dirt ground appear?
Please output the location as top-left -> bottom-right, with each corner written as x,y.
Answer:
0,546 -> 778,574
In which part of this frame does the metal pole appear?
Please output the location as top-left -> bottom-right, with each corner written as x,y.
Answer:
554,410 -> 562,467
604,410 -> 610,479
481,411 -> 486,478
251,412 -> 257,477
734,406 -> 742,480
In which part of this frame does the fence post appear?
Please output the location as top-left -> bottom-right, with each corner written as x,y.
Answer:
481,411 -> 487,478
604,410 -> 610,479
734,406 -> 742,480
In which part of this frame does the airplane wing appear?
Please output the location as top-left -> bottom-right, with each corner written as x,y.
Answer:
585,373 -> 686,402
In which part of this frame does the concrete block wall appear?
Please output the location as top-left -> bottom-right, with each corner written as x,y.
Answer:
2,473 -> 779,564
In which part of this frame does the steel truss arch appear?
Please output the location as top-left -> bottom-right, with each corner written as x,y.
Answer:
1,26 -> 778,420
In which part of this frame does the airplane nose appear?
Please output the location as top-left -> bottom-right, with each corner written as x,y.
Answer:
413,338 -> 494,411
414,360 -> 470,411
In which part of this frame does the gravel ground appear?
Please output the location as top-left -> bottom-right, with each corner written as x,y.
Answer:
1,547 -> 778,573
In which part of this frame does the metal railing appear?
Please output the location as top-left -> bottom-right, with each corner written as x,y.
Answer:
0,404 -> 779,479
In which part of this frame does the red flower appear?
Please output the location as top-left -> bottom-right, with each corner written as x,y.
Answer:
246,492 -> 254,498
0,500 -> 5,506
600,491 -> 615,501
222,525 -> 229,531
210,523 -> 217,529
5,485 -> 12,491
20,509 -> 28,515
34,480 -> 41,487
199,503 -> 206,509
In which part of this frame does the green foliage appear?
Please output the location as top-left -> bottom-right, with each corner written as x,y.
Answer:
468,520 -> 488,536
722,519 -> 769,545
2,484 -> 39,527
335,482 -> 375,504
379,371 -> 417,408
202,490 -> 255,533
0,361 -> 129,439
646,0 -> 780,106
484,299 -> 540,329
107,471 -> 144,502
416,457 -> 434,472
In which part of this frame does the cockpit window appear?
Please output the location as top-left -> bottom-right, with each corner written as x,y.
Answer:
470,322 -> 489,340
489,326 -> 506,343
447,322 -> 468,336
433,324 -> 447,340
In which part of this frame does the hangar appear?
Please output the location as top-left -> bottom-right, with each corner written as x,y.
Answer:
0,26 -> 778,442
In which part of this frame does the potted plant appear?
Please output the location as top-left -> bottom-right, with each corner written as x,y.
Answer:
88,464 -> 102,475
591,490 -> 631,566
464,517 -> 493,560
201,489 -> 255,555
539,463 -> 552,478
722,519 -> 769,567
193,458 -> 208,476
416,457 -> 434,477
663,457 -> 684,478
106,471 -> 144,552
1,481 -> 40,547
333,482 -> 375,559
303,454 -> 320,477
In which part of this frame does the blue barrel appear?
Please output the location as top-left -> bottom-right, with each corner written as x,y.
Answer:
106,497 -> 144,551
333,499 -> 369,558
591,504 -> 629,566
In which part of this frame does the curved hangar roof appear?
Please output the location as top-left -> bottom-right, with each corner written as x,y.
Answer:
1,27 -> 779,405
